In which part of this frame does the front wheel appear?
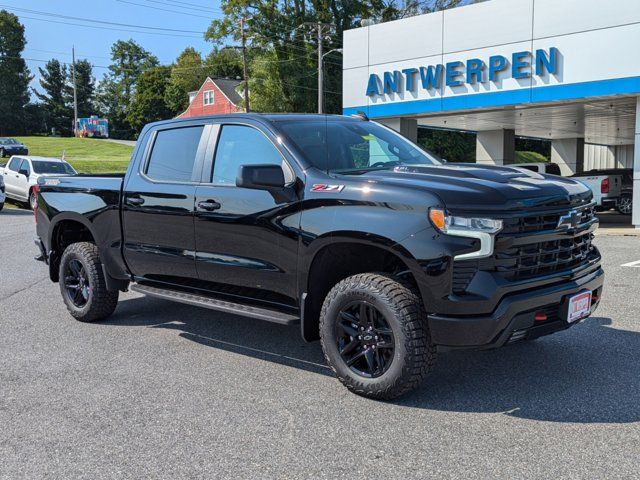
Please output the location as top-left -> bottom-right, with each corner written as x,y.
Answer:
59,242 -> 119,322
0,148 -> 4,158
319,273 -> 436,400
0,202 -> 4,212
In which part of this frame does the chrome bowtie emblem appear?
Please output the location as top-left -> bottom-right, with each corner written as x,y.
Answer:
557,210 -> 582,229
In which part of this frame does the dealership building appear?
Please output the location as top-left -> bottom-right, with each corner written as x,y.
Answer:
342,0 -> 640,227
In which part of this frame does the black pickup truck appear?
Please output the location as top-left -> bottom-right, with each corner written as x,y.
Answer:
34,114 -> 604,399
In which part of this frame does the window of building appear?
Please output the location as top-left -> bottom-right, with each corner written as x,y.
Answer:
203,90 -> 215,105
145,126 -> 204,182
212,125 -> 285,185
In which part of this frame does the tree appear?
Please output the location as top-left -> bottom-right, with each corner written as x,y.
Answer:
35,59 -> 72,136
164,47 -> 206,114
95,39 -> 158,138
127,65 -> 173,134
0,10 -> 31,135
205,1 -> 469,113
67,59 -> 95,118
419,128 -> 476,163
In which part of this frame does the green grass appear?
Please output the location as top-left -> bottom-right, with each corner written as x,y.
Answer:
15,136 -> 133,174
515,151 -> 549,163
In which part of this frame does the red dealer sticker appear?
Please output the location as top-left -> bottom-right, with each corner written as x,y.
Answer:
311,184 -> 345,193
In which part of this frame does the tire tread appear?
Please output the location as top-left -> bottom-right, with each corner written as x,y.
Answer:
319,273 -> 436,400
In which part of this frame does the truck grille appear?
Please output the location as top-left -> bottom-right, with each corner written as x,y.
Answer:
501,205 -> 596,234
452,205 -> 599,294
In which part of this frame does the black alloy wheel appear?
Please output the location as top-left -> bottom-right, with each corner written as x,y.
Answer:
320,273 -> 437,400
64,258 -> 91,308
337,300 -> 395,378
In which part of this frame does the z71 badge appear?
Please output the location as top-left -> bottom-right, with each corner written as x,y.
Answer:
311,184 -> 345,192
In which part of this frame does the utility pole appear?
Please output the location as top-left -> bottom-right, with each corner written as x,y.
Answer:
317,22 -> 323,114
240,17 -> 250,113
303,22 -> 333,114
71,46 -> 78,136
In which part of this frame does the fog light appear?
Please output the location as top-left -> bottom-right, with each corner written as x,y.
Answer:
534,312 -> 548,322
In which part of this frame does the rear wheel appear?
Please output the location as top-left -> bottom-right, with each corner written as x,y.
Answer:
29,189 -> 37,210
0,148 -> 4,158
59,242 -> 118,322
319,273 -> 436,400
617,194 -> 632,215
0,202 -> 4,212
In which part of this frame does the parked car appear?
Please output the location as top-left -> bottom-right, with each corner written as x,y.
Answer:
581,168 -> 633,215
514,162 -> 562,175
0,174 -> 5,212
33,114 -> 603,400
0,138 -> 28,157
571,172 -> 623,212
2,156 -> 76,209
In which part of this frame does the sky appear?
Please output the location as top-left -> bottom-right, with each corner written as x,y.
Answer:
1,0 -> 223,95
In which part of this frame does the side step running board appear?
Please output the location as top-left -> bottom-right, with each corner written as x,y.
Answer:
130,283 -> 300,326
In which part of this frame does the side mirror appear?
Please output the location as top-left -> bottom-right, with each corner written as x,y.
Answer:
19,168 -> 29,177
236,164 -> 285,190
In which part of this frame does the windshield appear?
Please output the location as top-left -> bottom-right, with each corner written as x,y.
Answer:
0,138 -> 19,145
32,161 -> 76,175
275,119 -> 441,173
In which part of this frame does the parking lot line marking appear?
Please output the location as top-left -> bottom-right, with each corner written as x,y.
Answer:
621,259 -> 640,267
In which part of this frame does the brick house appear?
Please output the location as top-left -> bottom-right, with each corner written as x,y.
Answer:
177,77 -> 244,118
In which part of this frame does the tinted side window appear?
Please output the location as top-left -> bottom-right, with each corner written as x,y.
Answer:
546,163 -> 561,176
7,158 -> 21,171
212,125 -> 283,185
519,165 -> 538,173
20,159 -> 31,175
145,126 -> 204,182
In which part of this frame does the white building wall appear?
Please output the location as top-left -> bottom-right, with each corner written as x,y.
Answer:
584,144 -> 634,170
343,0 -> 640,116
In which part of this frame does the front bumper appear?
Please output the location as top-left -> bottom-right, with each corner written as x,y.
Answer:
428,266 -> 604,349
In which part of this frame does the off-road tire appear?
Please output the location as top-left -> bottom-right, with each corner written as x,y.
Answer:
319,273 -> 436,400
59,242 -> 118,322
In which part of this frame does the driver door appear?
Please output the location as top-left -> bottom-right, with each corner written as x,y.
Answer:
193,122 -> 299,307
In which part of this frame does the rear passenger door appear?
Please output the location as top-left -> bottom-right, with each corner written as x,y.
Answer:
193,122 -> 300,307
122,123 -> 212,284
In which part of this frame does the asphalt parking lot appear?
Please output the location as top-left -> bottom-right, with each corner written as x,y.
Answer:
1,209 -> 639,479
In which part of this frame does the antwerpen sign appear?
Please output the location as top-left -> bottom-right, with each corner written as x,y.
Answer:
365,47 -> 559,96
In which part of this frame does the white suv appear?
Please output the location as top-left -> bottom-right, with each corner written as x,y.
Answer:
2,156 -> 76,209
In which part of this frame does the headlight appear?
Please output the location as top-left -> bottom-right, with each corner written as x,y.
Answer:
429,208 -> 503,260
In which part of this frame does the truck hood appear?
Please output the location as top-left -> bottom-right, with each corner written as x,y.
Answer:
363,163 -> 592,212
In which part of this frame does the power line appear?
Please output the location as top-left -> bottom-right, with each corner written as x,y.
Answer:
0,4 -> 207,33
132,0 -> 222,14
160,0 -> 222,10
115,0 -> 213,19
16,15 -> 203,38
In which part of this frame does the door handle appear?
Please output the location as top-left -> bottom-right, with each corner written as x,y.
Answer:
127,196 -> 145,206
197,200 -> 221,211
